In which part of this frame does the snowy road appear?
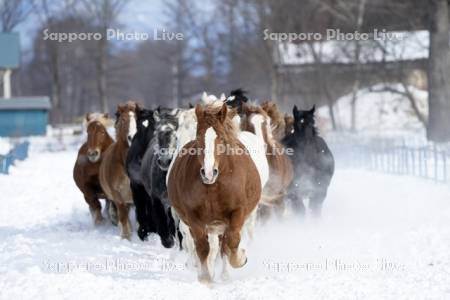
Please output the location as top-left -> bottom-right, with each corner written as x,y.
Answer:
1,149 -> 450,300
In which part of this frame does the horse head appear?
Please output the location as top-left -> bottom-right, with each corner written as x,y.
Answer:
195,103 -> 237,185
85,113 -> 112,163
135,107 -> 155,145
292,105 -> 317,136
115,101 -> 139,146
226,88 -> 248,114
153,107 -> 180,171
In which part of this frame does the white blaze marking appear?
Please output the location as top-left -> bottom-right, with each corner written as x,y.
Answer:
204,127 -> 217,179
128,112 -> 137,143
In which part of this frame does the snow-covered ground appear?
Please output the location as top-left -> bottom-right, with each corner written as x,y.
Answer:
1,147 -> 450,299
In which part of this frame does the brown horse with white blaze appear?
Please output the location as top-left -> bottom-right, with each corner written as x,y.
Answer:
74,113 -> 114,225
99,101 -> 139,239
168,103 -> 262,282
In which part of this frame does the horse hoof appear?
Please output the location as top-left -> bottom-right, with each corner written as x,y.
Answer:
230,249 -> 247,268
161,236 -> 175,248
121,234 -> 132,241
94,216 -> 105,226
221,271 -> 230,281
198,273 -> 212,284
137,228 -> 149,241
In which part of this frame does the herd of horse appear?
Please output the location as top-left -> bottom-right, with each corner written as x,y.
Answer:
73,89 -> 335,282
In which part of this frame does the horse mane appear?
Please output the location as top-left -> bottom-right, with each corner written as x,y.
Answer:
261,101 -> 286,141
85,112 -> 112,128
202,103 -> 239,145
284,114 -> 294,135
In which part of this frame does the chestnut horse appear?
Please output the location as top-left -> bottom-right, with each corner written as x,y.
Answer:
99,101 -> 139,239
168,103 -> 263,282
74,113 -> 114,225
240,103 -> 293,217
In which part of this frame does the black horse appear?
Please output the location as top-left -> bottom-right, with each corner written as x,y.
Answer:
282,105 -> 335,217
140,107 -> 180,248
126,108 -> 159,241
226,88 -> 248,114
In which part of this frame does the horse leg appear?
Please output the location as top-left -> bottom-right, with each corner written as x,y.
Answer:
170,208 -> 184,250
131,183 -> 155,241
206,233 -> 220,279
289,189 -> 306,216
83,190 -> 103,225
152,195 -> 175,248
273,193 -> 286,219
115,199 -> 132,240
244,207 -> 258,241
257,204 -> 271,221
219,235 -> 230,281
310,189 -> 327,218
107,200 -> 118,225
179,220 -> 198,268
223,209 -> 247,268
190,225 -> 211,282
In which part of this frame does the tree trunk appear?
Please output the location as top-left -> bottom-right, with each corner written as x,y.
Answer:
427,0 -> 450,142
97,33 -> 109,113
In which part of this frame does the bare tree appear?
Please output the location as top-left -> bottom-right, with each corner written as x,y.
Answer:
79,0 -> 129,113
0,0 -> 33,32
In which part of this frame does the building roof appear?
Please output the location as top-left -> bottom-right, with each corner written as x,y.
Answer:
0,97 -> 51,110
0,33 -> 20,69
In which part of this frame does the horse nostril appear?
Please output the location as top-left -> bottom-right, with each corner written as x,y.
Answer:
200,168 -> 205,177
127,136 -> 132,142
213,168 -> 218,176
93,150 -> 99,156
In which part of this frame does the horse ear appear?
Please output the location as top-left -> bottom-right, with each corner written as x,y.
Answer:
154,110 -> 160,121
217,103 -> 228,123
135,103 -> 142,113
189,102 -> 194,109
85,113 -> 92,122
201,92 -> 208,103
293,105 -> 299,117
117,104 -> 125,113
220,93 -> 226,101
195,104 -> 204,119
310,105 -> 316,114
103,113 -> 109,119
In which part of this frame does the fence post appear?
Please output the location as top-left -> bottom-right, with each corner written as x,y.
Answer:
443,151 -> 447,183
433,144 -> 438,182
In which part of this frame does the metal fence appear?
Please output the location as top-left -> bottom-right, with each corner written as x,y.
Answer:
328,134 -> 450,183
0,141 -> 30,174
